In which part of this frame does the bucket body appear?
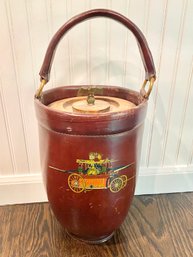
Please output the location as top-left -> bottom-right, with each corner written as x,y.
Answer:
34,9 -> 156,243
35,85 -> 148,243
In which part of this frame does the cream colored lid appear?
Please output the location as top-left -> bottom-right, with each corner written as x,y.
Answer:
48,96 -> 136,114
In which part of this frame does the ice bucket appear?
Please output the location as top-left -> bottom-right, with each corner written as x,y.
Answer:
34,9 -> 156,244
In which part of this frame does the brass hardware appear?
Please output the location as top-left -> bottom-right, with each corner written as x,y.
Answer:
141,77 -> 155,98
87,93 -> 95,105
35,79 -> 47,98
77,87 -> 103,105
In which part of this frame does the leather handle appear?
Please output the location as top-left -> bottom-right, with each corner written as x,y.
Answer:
39,9 -> 156,91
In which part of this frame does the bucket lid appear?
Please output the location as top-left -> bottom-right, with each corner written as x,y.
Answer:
48,95 -> 136,114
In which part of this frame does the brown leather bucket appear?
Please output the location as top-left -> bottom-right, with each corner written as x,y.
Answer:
34,9 -> 156,244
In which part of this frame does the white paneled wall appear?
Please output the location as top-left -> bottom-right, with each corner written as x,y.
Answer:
0,0 -> 193,205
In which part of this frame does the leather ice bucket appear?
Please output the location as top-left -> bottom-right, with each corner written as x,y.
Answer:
34,9 -> 156,244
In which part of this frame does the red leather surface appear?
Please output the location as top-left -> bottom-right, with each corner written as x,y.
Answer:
35,86 -> 147,241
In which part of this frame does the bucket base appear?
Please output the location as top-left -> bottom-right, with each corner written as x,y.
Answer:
66,230 -> 115,244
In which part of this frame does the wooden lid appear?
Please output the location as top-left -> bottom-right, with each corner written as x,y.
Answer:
48,96 -> 136,114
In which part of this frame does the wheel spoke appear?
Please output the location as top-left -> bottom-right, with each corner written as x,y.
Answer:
68,173 -> 85,193
110,177 -> 123,193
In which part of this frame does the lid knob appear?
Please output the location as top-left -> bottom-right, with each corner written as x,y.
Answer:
87,93 -> 95,105
78,86 -> 103,106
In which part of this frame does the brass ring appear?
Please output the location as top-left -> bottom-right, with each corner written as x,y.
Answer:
35,79 -> 47,99
141,77 -> 155,98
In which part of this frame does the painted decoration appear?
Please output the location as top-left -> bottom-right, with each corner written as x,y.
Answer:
49,152 -> 135,193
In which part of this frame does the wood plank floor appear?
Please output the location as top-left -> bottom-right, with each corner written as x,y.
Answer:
0,193 -> 193,257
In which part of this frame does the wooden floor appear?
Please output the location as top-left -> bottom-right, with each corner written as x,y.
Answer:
0,193 -> 193,257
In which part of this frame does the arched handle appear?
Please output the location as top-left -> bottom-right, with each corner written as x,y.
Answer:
36,9 -> 156,98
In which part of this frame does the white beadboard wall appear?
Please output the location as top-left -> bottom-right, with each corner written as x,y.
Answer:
0,0 -> 193,205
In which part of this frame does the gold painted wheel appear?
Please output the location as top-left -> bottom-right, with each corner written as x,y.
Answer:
110,177 -> 123,193
68,173 -> 85,193
121,175 -> 127,188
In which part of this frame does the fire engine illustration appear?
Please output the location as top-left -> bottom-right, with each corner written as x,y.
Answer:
49,152 -> 135,193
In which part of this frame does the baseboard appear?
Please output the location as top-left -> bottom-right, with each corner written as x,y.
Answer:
0,174 -> 47,206
0,166 -> 193,206
135,166 -> 193,195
